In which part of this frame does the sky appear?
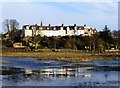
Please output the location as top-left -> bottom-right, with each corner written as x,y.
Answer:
0,0 -> 119,33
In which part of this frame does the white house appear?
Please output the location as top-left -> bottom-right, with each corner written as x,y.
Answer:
22,23 -> 96,37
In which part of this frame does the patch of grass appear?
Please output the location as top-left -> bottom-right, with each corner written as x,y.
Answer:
2,51 -> 120,62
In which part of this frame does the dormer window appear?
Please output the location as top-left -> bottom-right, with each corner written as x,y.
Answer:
32,27 -> 34,29
47,27 -> 49,30
26,26 -> 29,29
60,27 -> 63,30
67,27 -> 70,30
88,29 -> 90,31
74,26 -> 77,30
54,27 -> 56,30
40,27 -> 42,30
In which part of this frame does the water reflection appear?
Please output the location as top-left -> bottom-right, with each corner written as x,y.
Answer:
1,57 -> 120,86
24,67 -> 92,78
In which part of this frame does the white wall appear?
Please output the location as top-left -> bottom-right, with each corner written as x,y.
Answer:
23,25 -> 94,37
36,30 -> 62,37
58,30 -> 66,36
24,30 -> 32,37
76,30 -> 84,35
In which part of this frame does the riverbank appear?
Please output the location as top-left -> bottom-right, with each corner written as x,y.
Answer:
1,50 -> 120,62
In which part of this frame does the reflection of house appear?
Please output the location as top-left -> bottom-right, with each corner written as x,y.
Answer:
22,22 -> 97,37
39,67 -> 92,78
80,73 -> 92,77
25,69 -> 33,74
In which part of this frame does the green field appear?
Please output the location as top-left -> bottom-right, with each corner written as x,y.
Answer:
1,50 -> 120,62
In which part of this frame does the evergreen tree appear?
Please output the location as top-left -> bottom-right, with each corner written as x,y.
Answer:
99,25 -> 113,49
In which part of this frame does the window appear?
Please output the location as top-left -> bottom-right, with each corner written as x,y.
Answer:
54,27 -> 56,30
47,27 -> 49,29
40,27 -> 42,30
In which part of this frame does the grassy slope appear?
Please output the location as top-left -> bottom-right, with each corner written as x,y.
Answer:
1,51 -> 120,62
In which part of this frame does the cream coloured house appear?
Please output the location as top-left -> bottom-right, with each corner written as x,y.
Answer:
22,23 -> 96,37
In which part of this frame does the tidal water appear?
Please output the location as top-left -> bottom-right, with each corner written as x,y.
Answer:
0,57 -> 120,87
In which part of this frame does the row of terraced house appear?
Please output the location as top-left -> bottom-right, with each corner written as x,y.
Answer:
22,22 -> 97,37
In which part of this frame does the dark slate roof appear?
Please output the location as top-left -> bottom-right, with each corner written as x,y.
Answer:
22,24 -> 96,31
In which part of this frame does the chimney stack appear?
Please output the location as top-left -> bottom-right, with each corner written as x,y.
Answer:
49,24 -> 51,27
84,24 -> 86,27
74,24 -> 77,27
61,24 -> 64,27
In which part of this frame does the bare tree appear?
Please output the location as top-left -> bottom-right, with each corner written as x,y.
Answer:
2,19 -> 19,33
2,19 -> 10,33
10,19 -> 19,31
